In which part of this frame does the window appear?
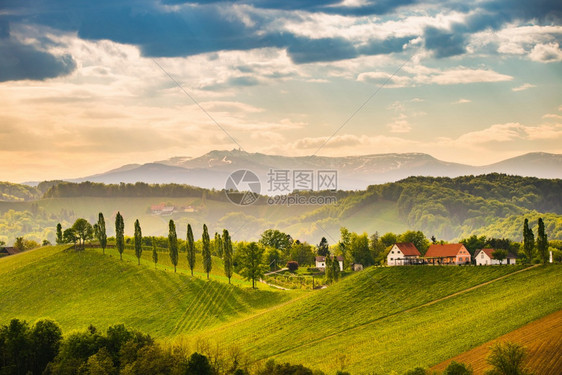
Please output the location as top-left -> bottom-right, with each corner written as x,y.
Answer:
391,251 -> 394,254
481,253 -> 484,258
390,258 -> 393,261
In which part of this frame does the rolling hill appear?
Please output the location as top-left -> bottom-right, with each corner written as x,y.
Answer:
0,245 -> 295,337
1,245 -> 560,374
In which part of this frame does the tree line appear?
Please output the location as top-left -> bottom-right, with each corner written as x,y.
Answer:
56,213 -> 264,288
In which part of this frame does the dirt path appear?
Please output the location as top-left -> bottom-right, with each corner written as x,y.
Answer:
431,309 -> 562,374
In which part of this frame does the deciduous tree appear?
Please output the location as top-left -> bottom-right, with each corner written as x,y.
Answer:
485,341 -> 531,375
492,249 -> 508,265
72,218 -> 93,250
168,220 -> 178,273
239,242 -> 267,289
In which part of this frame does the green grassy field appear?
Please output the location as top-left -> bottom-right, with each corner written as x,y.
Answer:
1,245 -> 560,374
0,245 -> 296,337
195,265 -> 562,374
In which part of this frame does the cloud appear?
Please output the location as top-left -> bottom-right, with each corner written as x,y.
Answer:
453,98 -> 471,104
529,42 -> 562,62
424,26 -> 467,58
387,114 -> 412,133
0,22 -> 76,82
512,83 -> 536,92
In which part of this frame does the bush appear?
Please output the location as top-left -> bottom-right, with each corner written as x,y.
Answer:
444,361 -> 473,375
286,261 -> 299,272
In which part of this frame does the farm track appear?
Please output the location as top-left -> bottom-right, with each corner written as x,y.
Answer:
431,309 -> 562,374
253,265 -> 541,360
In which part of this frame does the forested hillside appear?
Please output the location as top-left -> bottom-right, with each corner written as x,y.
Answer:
293,174 -> 562,240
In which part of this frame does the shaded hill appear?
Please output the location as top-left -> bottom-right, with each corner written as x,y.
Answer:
0,245 -> 292,337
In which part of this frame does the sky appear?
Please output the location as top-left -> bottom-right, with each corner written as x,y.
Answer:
1,0 -> 561,182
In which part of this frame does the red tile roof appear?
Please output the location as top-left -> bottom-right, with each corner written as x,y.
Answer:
425,243 -> 467,257
315,256 -> 344,262
394,242 -> 421,256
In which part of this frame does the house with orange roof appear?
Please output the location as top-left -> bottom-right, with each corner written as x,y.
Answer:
474,248 -> 517,265
387,242 -> 421,266
424,243 -> 471,265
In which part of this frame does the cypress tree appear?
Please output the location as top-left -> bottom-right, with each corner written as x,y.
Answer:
186,224 -> 196,276
215,232 -> 224,258
537,218 -> 548,264
115,212 -> 124,260
96,213 -> 107,255
56,223 -> 63,245
325,254 -> 333,283
332,255 -> 340,282
168,220 -> 178,273
134,219 -> 142,265
152,237 -> 158,269
523,218 -> 535,264
223,229 -> 233,284
202,224 -> 212,280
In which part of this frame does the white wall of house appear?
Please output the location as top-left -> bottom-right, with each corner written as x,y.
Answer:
387,244 -> 403,266
316,260 -> 325,269
475,251 -> 514,265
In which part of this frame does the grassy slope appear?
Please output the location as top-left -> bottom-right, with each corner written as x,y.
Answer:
431,309 -> 562,375
196,265 -> 562,374
0,246 -> 295,338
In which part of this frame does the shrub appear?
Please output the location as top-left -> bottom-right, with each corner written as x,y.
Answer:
444,361 -> 473,375
286,261 -> 299,272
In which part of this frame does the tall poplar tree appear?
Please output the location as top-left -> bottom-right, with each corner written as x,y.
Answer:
214,232 -> 224,258
186,224 -> 196,276
202,224 -> 212,280
332,255 -> 340,282
223,229 -> 233,284
95,213 -> 107,255
56,223 -> 63,245
152,237 -> 158,269
115,212 -> 124,260
134,219 -> 142,265
523,218 -> 535,263
537,217 -> 548,264
168,220 -> 178,273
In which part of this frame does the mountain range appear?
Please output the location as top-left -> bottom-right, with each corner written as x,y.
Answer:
53,150 -> 562,190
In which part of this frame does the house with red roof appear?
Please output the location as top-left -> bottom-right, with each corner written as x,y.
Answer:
424,243 -> 471,265
474,248 -> 517,265
387,242 -> 421,266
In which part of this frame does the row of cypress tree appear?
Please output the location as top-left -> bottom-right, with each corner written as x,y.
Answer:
95,212 -> 236,283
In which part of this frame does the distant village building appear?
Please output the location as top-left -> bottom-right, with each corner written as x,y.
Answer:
0,247 -> 20,257
387,242 -> 421,266
315,256 -> 344,271
352,263 -> 364,271
474,248 -> 517,265
425,244 -> 471,265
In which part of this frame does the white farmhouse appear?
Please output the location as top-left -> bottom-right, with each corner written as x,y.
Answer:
387,243 -> 421,266
475,248 -> 517,265
315,256 -> 344,271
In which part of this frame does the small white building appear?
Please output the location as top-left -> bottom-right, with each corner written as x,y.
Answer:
475,248 -> 517,265
387,243 -> 421,266
315,256 -> 344,271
